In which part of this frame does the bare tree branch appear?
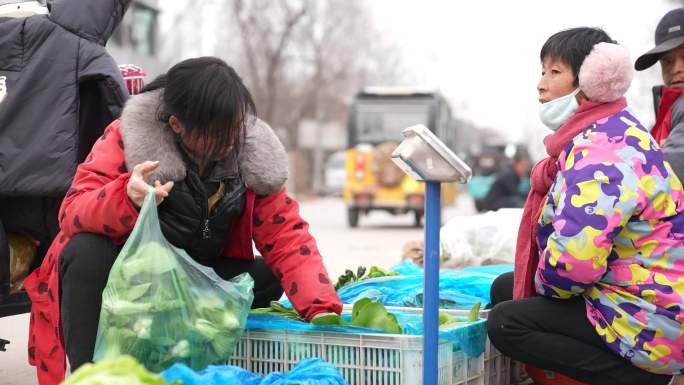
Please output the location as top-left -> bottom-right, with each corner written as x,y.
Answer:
161,0 -> 407,192
263,0 -> 308,122
233,0 -> 264,103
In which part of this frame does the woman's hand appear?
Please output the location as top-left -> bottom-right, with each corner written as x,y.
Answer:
127,161 -> 174,208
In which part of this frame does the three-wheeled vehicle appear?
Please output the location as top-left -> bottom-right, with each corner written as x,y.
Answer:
343,87 -> 463,227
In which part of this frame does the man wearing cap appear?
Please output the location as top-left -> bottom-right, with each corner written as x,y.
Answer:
636,8 -> 684,181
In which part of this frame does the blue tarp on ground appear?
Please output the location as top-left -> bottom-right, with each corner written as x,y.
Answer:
162,358 -> 349,385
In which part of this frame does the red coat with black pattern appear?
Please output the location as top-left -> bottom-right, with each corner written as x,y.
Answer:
22,120 -> 342,385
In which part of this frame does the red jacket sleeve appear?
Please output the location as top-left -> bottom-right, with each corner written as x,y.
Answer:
59,121 -> 139,241
252,189 -> 342,320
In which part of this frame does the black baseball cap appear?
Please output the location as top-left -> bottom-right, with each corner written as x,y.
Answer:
636,8 -> 684,71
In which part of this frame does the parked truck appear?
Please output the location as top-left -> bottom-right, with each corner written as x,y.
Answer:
343,87 -> 461,227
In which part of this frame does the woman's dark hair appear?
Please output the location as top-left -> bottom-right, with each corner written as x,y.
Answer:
140,57 -> 256,162
540,27 -> 616,86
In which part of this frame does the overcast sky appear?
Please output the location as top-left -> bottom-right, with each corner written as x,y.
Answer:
161,1 -> 679,159
368,0 -> 676,157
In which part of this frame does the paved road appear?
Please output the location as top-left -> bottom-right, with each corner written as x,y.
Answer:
0,195 -> 476,385
1,313 -> 35,385
298,195 -> 476,279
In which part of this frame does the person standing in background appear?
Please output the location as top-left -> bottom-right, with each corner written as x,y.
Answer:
636,8 -> 684,181
479,152 -> 530,212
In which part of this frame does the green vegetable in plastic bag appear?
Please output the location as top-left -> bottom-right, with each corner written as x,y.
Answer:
93,187 -> 254,372
61,355 -> 179,385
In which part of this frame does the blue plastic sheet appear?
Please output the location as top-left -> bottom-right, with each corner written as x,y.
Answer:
161,358 -> 348,385
333,262 -> 513,309
390,260 -> 513,277
390,260 -> 424,275
246,311 -> 488,357
162,362 -> 261,385
247,314 -> 382,335
393,313 -> 488,357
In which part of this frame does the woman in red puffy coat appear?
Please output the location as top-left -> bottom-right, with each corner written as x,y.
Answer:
23,57 -> 342,385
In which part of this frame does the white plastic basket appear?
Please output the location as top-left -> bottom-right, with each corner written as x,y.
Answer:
230,330 -> 459,385
477,310 -> 510,385
483,338 -> 510,385
230,307 -> 485,385
382,306 -> 510,385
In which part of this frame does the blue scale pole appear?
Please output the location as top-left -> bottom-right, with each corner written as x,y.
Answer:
423,181 -> 441,385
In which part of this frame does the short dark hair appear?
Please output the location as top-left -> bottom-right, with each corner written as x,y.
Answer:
540,27 -> 616,86
141,57 -> 256,162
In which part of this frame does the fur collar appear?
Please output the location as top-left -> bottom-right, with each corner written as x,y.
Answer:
119,90 -> 288,195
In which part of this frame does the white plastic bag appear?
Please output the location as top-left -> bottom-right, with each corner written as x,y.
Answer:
440,208 -> 522,268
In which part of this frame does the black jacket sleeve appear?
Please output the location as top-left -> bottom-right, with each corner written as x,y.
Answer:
480,166 -> 523,212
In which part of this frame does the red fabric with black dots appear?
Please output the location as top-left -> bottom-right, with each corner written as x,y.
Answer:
23,120 -> 341,385
249,190 -> 341,320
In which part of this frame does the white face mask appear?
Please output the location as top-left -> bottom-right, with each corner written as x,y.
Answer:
539,88 -> 580,131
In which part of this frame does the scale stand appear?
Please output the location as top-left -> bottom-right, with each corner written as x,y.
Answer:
391,124 -> 472,385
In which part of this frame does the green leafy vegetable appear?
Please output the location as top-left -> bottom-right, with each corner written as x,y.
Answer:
334,265 -> 400,290
437,302 -> 482,329
256,298 -> 403,334
133,318 -> 152,339
122,283 -> 152,302
61,355 -> 177,385
334,269 -> 356,290
170,340 -> 190,359
356,266 -> 367,280
366,266 -> 399,279
438,312 -> 452,326
211,331 -> 239,358
121,242 -> 179,282
251,300 -> 303,321
467,302 -> 481,323
352,297 -> 372,319
192,318 -> 220,341
102,299 -> 152,316
350,300 -> 402,333
310,313 -> 344,326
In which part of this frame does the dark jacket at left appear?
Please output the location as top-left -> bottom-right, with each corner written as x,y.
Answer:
0,0 -> 130,196
0,0 -> 130,303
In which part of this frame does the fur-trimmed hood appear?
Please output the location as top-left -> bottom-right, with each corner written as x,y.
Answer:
119,90 -> 288,195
